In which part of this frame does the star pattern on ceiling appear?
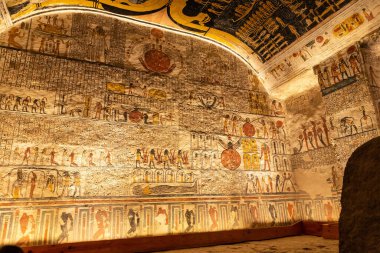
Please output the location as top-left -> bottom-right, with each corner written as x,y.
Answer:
4,0 -> 354,63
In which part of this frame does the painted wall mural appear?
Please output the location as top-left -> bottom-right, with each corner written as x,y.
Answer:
168,0 -> 353,62
0,12 -> 343,247
0,0 -> 11,32
314,43 -> 364,96
3,0 -> 355,63
286,37 -> 379,209
264,0 -> 380,92
1,0 -> 380,95
0,10 -> 378,248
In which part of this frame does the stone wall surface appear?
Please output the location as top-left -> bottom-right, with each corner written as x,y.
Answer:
285,30 -> 380,206
0,12 -> 320,247
0,12 -> 378,248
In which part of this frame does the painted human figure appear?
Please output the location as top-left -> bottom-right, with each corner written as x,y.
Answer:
60,172 -> 70,197
93,210 -> 109,240
185,209 -> 195,232
57,212 -> 73,244
246,174 -> 254,194
330,166 -> 340,191
39,97 -> 47,114
13,96 -> 22,111
260,119 -> 269,138
46,175 -> 55,193
105,151 -> 112,166
32,147 -> 39,165
271,100 -> 279,115
61,148 -> 68,166
310,121 -> 320,148
348,53 -> 361,75
331,60 -> 341,84
183,151 -> 189,165
143,149 -> 149,164
22,97 -> 30,112
296,133 -> 305,153
177,150 -> 184,169
73,172 -> 81,197
320,116 -> 330,145
12,169 -> 24,198
316,125 -> 327,147
12,147 -> 21,164
269,121 -> 278,139
88,152 -> 96,166
249,204 -> 259,225
260,143 -> 270,171
148,149 -> 157,169
324,202 -> 334,222
69,151 -> 78,166
135,149 -> 143,168
29,171 -> 37,199
223,115 -> 230,134
127,209 -> 140,234
50,149 -> 59,166
31,99 -> 39,113
268,204 -> 277,226
162,149 -> 170,169
156,149 -> 163,164
317,68 -> 327,89
322,67 -> 331,87
287,203 -> 295,222
155,207 -> 168,226
208,206 -> 218,231
307,130 -> 316,149
230,206 -> 239,228
17,213 -> 35,246
301,124 -> 310,151
338,57 -> 349,79
255,176 -> 262,193
5,95 -> 13,110
22,147 -> 31,165
231,116 -> 238,136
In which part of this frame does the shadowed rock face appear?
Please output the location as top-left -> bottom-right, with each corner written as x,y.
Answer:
340,136 -> 380,253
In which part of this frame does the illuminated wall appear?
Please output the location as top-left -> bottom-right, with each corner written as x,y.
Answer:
285,31 -> 380,214
0,12 -> 378,247
0,12 -> 315,246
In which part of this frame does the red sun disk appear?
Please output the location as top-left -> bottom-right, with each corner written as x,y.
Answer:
221,149 -> 241,170
144,49 -> 171,73
243,122 -> 255,137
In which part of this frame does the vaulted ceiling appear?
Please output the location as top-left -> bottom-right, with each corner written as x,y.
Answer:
1,0 -> 380,95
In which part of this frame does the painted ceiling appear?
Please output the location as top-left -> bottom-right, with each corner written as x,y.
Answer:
1,0 -> 380,94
